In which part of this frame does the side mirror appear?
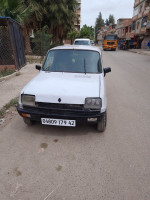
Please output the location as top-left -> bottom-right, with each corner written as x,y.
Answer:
35,65 -> 41,71
104,67 -> 111,77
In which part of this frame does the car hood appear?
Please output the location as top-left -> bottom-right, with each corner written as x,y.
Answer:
22,72 -> 100,104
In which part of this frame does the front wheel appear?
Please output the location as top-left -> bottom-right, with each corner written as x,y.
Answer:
23,117 -> 34,126
97,112 -> 107,132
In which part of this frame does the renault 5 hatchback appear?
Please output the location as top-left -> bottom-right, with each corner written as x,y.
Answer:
17,45 -> 111,132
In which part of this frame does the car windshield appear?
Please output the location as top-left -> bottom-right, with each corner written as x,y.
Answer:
43,49 -> 102,73
74,40 -> 90,45
104,35 -> 117,40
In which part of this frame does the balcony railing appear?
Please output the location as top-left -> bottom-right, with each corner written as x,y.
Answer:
143,9 -> 150,17
140,27 -> 147,34
132,15 -> 138,21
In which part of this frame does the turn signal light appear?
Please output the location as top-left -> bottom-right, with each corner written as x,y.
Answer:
22,113 -> 30,118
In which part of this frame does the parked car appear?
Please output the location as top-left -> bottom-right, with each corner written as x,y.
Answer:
74,38 -> 91,45
17,45 -> 111,132
90,40 -> 95,46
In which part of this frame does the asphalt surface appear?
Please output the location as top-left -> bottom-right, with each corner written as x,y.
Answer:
0,50 -> 150,200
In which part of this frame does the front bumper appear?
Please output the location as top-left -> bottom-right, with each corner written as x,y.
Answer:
17,103 -> 105,124
103,46 -> 117,50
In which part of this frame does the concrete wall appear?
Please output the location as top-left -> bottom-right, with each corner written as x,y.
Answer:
141,36 -> 150,48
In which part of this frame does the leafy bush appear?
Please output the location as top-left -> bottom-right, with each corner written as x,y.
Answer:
31,26 -> 53,56
0,66 -> 14,78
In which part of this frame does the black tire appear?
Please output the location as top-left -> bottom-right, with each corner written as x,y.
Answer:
97,112 -> 107,132
23,117 -> 34,126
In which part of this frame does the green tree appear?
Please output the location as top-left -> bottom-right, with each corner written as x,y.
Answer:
80,25 -> 94,39
0,0 -> 19,19
42,0 -> 77,43
105,19 -> 109,26
16,0 -> 45,54
95,12 -> 104,43
0,0 -> 77,53
108,14 -> 115,24
32,26 -> 53,56
67,28 -> 79,44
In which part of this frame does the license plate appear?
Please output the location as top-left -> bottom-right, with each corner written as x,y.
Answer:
41,118 -> 76,127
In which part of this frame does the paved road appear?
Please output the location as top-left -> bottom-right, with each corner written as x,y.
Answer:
0,50 -> 150,200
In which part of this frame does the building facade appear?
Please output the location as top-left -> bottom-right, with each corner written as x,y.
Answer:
116,18 -> 132,40
64,0 -> 81,44
131,0 -> 150,48
97,26 -> 109,45
74,0 -> 81,31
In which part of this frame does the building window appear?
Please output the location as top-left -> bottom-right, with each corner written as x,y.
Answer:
139,4 -> 143,13
137,21 -> 140,29
133,7 -> 138,16
141,16 -> 148,27
75,5 -> 79,9
131,21 -> 136,30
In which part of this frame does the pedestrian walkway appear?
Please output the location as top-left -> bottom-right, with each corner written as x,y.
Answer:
128,49 -> 150,56
0,64 -> 39,110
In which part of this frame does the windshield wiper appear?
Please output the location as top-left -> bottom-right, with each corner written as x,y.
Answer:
84,58 -> 86,75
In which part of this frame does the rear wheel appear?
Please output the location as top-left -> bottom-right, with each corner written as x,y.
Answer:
23,117 -> 34,126
97,112 -> 107,132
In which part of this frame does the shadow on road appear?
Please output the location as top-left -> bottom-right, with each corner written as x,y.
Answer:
24,121 -> 101,137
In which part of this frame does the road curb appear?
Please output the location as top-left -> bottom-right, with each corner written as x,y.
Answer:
128,50 -> 150,56
0,71 -> 19,82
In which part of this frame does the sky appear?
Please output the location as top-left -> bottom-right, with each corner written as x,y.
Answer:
81,0 -> 135,27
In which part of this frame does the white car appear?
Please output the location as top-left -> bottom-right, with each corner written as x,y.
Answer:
74,38 -> 91,45
17,45 -> 111,132
90,40 -> 95,46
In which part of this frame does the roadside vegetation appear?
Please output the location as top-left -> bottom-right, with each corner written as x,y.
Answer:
0,0 -> 78,53
0,67 -> 15,78
67,25 -> 95,44
0,0 -> 115,49
0,98 -> 18,118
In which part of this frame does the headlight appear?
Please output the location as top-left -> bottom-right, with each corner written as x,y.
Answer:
21,95 -> 35,106
84,98 -> 102,109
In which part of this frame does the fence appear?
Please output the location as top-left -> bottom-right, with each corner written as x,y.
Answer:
0,25 -> 14,67
0,17 -> 26,72
24,27 -> 64,64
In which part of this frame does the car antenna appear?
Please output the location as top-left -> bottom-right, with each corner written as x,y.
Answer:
84,58 -> 86,75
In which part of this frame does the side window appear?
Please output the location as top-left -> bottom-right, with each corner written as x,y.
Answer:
141,16 -> 148,27
136,21 -> 140,30
139,4 -> 142,13
44,52 -> 54,70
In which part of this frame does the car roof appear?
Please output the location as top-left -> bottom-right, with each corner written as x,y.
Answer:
74,38 -> 90,41
50,45 -> 101,56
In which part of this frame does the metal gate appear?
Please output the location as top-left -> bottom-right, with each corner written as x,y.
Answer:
0,17 -> 26,70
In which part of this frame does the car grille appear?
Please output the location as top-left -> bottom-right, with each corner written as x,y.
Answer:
36,102 -> 84,110
23,102 -> 101,118
107,42 -> 114,45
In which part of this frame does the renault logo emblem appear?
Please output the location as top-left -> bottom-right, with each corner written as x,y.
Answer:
58,98 -> 61,103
